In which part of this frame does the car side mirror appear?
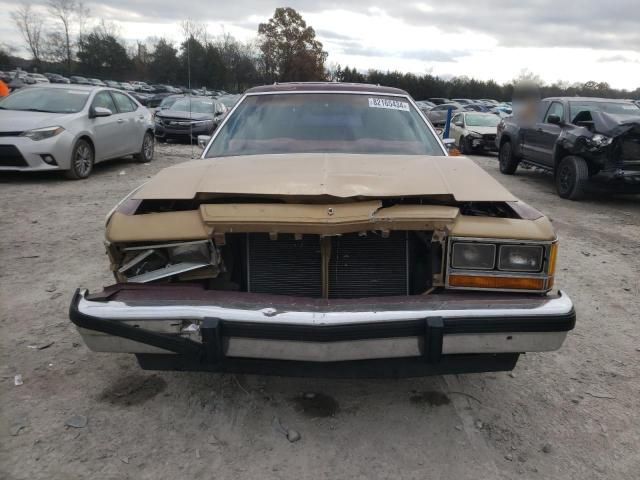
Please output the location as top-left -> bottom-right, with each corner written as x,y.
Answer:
197,135 -> 211,149
547,114 -> 562,125
434,127 -> 444,137
454,121 -> 463,127
91,107 -> 113,118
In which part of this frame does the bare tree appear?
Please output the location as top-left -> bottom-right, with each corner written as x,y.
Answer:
180,20 -> 208,44
47,0 -> 77,73
10,2 -> 44,63
43,30 -> 68,64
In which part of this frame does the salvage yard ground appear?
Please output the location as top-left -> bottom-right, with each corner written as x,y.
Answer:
1,144 -> 639,479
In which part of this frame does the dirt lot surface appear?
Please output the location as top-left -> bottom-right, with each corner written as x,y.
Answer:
1,145 -> 639,479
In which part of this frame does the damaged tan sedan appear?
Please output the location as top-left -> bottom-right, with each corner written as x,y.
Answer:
70,83 -> 575,377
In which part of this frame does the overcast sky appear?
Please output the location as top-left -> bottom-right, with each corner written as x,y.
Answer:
1,0 -> 639,90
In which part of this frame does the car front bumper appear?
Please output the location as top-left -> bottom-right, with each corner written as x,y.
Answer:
0,134 -> 75,172
69,284 -> 575,377
154,123 -> 213,139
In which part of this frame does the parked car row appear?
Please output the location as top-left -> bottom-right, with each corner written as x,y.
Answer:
417,98 -> 513,126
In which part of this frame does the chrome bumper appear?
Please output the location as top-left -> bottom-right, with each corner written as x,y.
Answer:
70,285 -> 575,368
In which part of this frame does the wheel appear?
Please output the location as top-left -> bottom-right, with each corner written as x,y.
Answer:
556,155 -> 589,200
499,141 -> 519,175
65,139 -> 94,179
134,131 -> 154,163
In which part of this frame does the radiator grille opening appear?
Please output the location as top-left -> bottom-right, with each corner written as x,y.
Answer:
247,233 -> 322,297
246,232 -> 414,298
328,232 -> 408,298
0,145 -> 28,167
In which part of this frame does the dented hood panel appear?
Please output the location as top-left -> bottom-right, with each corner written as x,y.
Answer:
591,111 -> 640,137
132,154 -> 517,202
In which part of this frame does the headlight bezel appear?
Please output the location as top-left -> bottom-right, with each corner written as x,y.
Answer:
446,236 -> 557,292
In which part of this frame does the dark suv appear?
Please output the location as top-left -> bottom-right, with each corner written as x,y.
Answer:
496,97 -> 640,199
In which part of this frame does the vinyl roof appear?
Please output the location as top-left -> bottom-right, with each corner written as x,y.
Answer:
246,82 -> 409,95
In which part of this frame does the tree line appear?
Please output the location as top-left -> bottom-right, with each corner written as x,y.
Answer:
4,4 -> 639,99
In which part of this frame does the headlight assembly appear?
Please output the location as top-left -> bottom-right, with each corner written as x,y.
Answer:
447,238 -> 556,292
21,126 -> 65,141
451,243 -> 496,270
498,245 -> 544,272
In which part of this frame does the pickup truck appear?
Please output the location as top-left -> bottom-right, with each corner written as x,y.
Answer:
495,97 -> 640,199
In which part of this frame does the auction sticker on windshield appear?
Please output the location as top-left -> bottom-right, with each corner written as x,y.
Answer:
368,98 -> 410,112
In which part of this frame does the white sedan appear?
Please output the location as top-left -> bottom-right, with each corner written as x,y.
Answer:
0,85 -> 154,179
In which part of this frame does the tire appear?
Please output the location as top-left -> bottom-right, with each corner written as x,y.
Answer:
499,141 -> 519,175
459,136 -> 468,154
134,131 -> 154,163
556,155 -> 589,200
65,139 -> 94,179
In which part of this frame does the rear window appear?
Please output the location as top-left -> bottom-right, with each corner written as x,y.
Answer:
206,93 -> 443,158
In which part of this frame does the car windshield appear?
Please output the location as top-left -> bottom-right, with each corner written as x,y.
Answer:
569,101 -> 640,121
0,87 -> 90,113
206,93 -> 443,158
160,96 -> 180,108
169,97 -> 215,114
465,114 -> 500,127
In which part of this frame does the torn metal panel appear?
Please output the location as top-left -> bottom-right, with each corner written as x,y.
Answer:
119,240 -> 221,283
559,111 -> 640,172
118,249 -> 155,273
128,262 -> 212,283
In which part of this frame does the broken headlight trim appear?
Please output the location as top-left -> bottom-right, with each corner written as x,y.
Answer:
21,126 -> 65,141
588,134 -> 613,146
498,245 -> 544,272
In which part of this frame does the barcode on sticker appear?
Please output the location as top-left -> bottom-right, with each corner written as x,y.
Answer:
368,98 -> 410,112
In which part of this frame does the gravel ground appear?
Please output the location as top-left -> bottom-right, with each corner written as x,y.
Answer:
1,144 -> 639,479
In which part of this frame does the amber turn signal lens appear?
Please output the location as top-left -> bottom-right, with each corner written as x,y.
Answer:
449,275 -> 545,290
548,242 -> 559,277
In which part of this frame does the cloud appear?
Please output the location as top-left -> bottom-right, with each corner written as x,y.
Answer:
597,54 -> 640,64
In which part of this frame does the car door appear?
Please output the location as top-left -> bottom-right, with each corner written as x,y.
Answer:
536,101 -> 565,167
89,91 -> 120,161
111,91 -> 145,154
521,100 -> 550,162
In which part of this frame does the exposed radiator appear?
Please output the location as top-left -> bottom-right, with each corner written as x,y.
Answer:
247,232 -> 409,298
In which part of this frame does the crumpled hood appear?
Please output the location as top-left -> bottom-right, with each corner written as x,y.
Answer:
0,110 -> 70,132
133,153 -> 517,202
591,111 -> 640,137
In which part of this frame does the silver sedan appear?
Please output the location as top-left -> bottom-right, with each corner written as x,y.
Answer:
0,85 -> 154,179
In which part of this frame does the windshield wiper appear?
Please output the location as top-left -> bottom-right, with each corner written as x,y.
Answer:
23,108 -> 55,113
